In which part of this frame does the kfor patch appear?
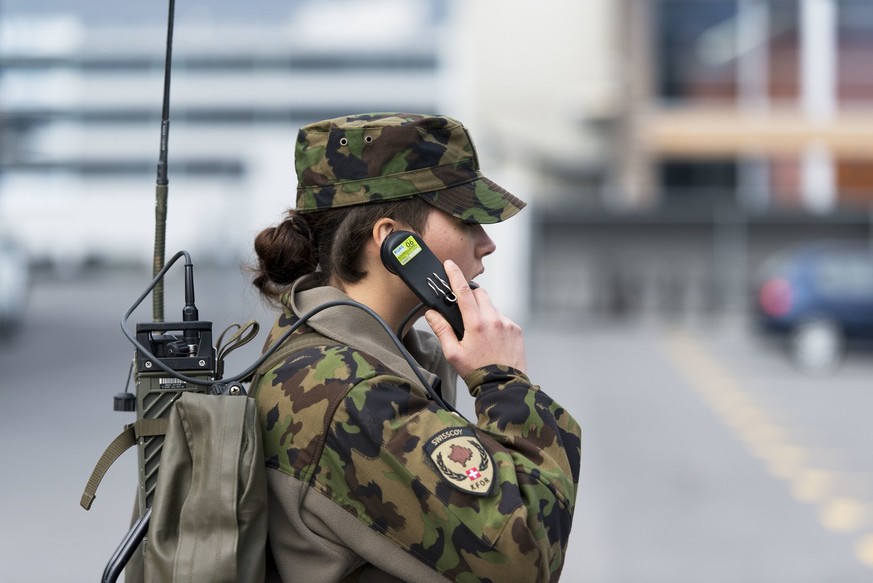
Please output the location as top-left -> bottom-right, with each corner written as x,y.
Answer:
424,427 -> 495,496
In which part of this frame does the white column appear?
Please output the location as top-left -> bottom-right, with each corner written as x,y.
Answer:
800,0 -> 838,212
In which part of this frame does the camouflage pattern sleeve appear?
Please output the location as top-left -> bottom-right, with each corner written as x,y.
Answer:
463,364 -> 582,579
263,345 -> 582,583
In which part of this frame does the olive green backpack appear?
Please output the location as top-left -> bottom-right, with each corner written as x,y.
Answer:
134,333 -> 331,582
141,392 -> 267,583
82,390 -> 268,583
81,330 -> 337,583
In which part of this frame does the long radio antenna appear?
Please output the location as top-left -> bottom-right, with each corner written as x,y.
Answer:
152,0 -> 176,322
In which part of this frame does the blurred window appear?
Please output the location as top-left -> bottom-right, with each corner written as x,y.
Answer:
831,1 -> 873,208
657,0 -> 801,103
837,0 -> 873,103
814,251 -> 873,296
768,155 -> 804,209
837,158 -> 873,207
768,0 -> 800,101
660,160 -> 738,209
658,0 -> 738,102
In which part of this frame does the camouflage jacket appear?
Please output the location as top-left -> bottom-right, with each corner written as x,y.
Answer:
253,276 -> 582,583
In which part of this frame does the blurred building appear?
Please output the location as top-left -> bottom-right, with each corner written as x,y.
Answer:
459,0 -> 873,212
0,0 -> 444,268
455,0 -> 873,320
635,0 -> 873,213
2,0 -> 872,321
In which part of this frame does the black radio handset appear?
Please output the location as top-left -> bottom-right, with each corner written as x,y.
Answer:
381,230 -> 475,340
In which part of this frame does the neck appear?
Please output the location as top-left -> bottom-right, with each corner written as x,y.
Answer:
336,273 -> 420,335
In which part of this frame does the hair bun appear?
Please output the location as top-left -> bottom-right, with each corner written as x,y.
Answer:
252,211 -> 317,301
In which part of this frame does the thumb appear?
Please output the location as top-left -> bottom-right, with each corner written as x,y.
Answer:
424,309 -> 459,347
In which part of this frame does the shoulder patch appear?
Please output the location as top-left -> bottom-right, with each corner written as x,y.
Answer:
424,427 -> 495,497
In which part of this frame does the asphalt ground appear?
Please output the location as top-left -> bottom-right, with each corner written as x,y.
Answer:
1,265 -> 872,582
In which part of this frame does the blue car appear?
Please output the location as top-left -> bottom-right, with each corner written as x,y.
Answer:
753,241 -> 873,373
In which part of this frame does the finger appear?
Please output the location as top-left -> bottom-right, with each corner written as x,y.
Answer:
444,260 -> 475,306
448,267 -> 498,323
424,309 -> 460,351
468,280 -> 501,320
443,260 -> 480,326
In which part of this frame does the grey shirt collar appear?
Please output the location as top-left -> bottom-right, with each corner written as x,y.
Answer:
287,274 -> 457,406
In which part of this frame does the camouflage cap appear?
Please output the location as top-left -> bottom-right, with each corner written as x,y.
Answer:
294,113 -> 526,224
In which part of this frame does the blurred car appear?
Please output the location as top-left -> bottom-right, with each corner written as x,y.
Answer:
0,234 -> 30,338
753,241 -> 873,374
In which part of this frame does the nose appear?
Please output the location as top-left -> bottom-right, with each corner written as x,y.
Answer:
473,224 -> 496,259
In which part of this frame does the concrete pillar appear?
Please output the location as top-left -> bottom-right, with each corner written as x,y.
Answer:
616,0 -> 657,208
800,0 -> 838,212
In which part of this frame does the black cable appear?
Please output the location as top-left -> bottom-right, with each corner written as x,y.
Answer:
396,302 -> 425,338
120,255 -> 461,416
101,508 -> 151,583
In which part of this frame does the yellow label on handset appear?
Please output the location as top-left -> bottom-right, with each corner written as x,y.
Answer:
392,235 -> 422,266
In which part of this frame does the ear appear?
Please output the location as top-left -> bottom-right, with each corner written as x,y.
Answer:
372,217 -> 401,248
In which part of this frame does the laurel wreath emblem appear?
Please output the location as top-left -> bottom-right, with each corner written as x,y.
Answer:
436,439 -> 491,482
436,453 -> 468,481
470,440 -> 490,471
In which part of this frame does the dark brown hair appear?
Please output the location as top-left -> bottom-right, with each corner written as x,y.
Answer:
252,197 -> 433,304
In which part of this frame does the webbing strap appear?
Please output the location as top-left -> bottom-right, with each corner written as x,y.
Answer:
80,418 -> 169,511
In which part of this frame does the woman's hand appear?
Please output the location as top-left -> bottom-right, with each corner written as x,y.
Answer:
424,260 -> 527,378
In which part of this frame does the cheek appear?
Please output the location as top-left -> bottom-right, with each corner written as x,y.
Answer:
422,223 -> 475,267
446,235 -> 471,262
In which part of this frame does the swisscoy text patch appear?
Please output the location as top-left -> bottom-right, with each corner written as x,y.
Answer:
425,427 -> 495,496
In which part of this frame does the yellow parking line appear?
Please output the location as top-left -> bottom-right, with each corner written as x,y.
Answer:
662,327 -> 873,569
819,498 -> 873,533
857,535 -> 873,568
791,468 -> 871,504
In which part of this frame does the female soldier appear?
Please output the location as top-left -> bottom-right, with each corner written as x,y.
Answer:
251,113 -> 581,582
